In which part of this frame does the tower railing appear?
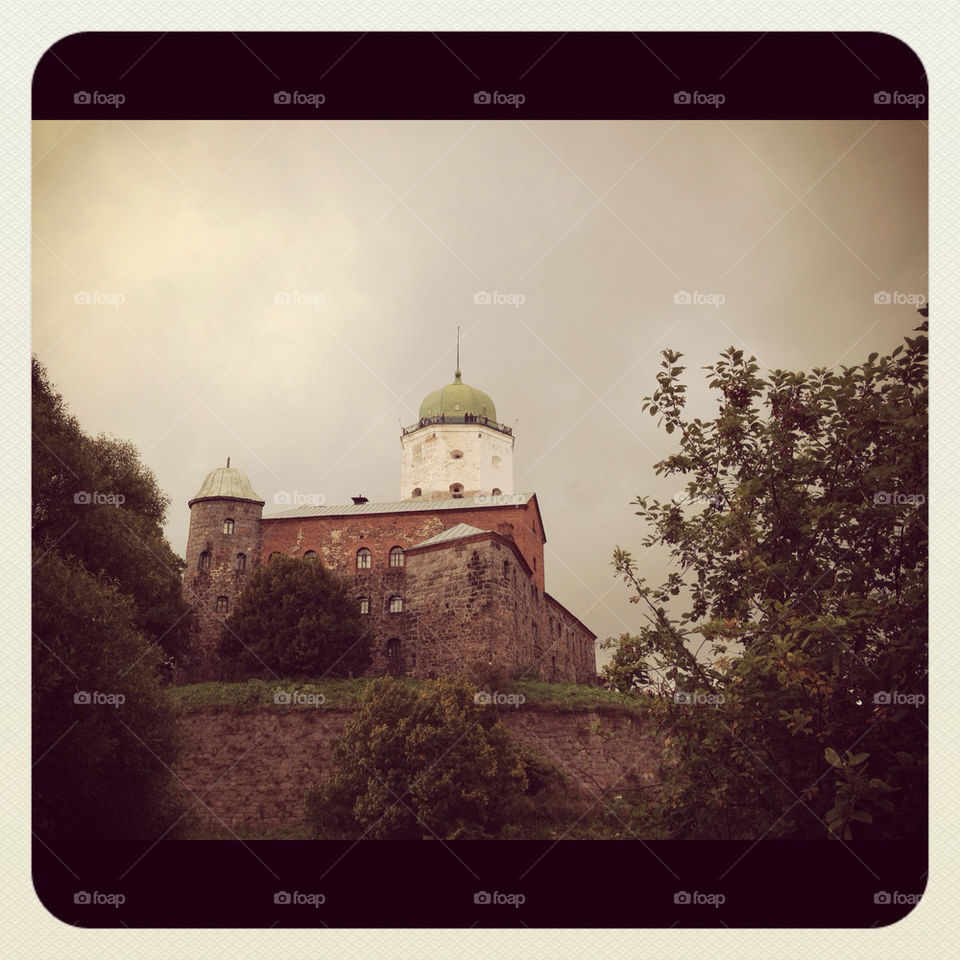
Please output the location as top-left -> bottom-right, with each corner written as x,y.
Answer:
401,414 -> 513,437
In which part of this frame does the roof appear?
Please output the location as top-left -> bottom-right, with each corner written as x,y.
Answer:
189,465 -> 264,506
411,522 -> 489,548
419,370 -> 497,422
263,492 -> 537,521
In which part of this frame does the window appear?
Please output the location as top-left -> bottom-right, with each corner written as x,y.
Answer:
492,455 -> 501,468
387,638 -> 401,658
215,596 -> 229,613
503,560 -> 510,578
223,518 -> 234,535
389,546 -> 404,568
269,551 -> 281,562
358,596 -> 370,615
492,488 -> 501,496
357,547 -> 371,569
198,550 -> 211,571
450,449 -> 464,460
388,595 -> 403,613
235,553 -> 246,572
411,487 -> 422,498
450,483 -> 464,498
303,550 -> 318,561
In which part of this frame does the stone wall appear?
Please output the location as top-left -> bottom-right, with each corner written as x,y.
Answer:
175,705 -> 659,836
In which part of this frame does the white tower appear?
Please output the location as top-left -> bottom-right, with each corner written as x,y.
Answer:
400,366 -> 514,500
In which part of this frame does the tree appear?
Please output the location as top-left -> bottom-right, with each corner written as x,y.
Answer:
219,555 -> 369,678
605,316 -> 927,840
32,357 -> 193,669
305,677 -> 573,839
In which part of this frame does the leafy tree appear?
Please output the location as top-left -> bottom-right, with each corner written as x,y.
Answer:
605,316 -> 927,840
305,677 -> 574,839
32,357 -> 193,668
219,556 -> 369,678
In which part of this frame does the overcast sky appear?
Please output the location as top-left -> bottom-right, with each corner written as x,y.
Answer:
32,119 -> 927,648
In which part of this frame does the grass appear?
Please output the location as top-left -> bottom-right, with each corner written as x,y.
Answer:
168,676 -> 650,717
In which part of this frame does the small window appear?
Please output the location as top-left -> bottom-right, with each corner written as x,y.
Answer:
303,550 -> 318,561
198,550 -> 211,571
387,637 -> 401,657
492,455 -> 501,468
492,488 -> 501,496
450,449 -> 464,460
389,546 -> 404,568
223,518 -> 234,535
388,595 -> 403,613
358,596 -> 370,615
357,547 -> 371,569
269,551 -> 281,562
215,596 -> 229,613
450,483 -> 464,499
503,560 -> 510,578
411,487 -> 422,498
235,553 -> 246,572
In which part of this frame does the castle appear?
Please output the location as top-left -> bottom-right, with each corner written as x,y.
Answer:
181,366 -> 597,684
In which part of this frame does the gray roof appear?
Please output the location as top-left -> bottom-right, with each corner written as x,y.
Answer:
189,466 -> 264,506
410,522 -> 490,549
263,492 -> 535,520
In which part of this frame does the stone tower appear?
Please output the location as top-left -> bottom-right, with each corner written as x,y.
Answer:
181,460 -> 264,681
399,367 -> 514,500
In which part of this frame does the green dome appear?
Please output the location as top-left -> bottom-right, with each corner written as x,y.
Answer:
418,370 -> 497,422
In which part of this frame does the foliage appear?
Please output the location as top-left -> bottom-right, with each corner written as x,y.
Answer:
219,555 -> 369,678
604,316 -> 927,840
305,677 -> 575,839
32,357 -> 193,668
33,547 -> 185,844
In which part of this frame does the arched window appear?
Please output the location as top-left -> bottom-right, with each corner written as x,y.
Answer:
198,550 -> 211,571
492,488 -> 501,496
269,551 -> 281,562
450,449 -> 464,460
303,550 -> 318,561
357,547 -> 371,570
215,596 -> 229,613
411,487 -> 422,498
388,595 -> 403,613
387,637 -> 401,658
450,483 -> 464,499
358,596 -> 371,615
389,546 -> 404,568
223,518 -> 234,535
235,553 -> 246,572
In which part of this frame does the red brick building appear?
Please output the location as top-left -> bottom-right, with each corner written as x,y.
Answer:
181,368 -> 597,684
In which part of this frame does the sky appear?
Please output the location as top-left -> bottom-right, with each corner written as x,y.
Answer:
32,118 -> 927,650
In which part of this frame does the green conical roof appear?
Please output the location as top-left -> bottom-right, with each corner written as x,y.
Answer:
189,463 -> 264,506
418,370 -> 497,421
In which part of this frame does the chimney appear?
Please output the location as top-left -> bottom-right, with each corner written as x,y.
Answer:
351,495 -> 369,505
